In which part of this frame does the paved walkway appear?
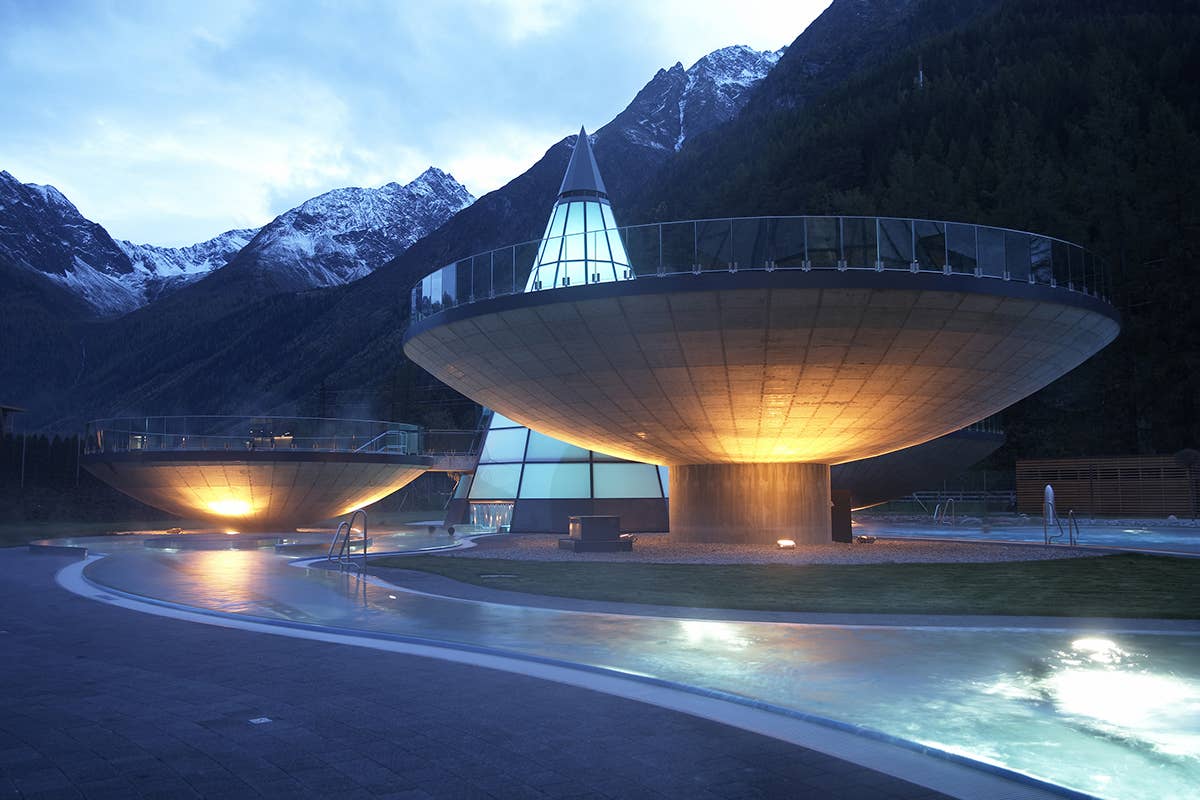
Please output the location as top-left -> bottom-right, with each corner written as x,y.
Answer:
1,549 -> 953,800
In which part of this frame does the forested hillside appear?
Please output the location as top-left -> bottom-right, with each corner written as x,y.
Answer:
632,0 -> 1200,459
5,0 -> 1198,465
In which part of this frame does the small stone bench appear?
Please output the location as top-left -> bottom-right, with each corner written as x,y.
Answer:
558,515 -> 635,552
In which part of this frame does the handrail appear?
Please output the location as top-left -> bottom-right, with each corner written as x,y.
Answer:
353,429 -> 407,454
1044,496 -> 1059,544
328,520 -> 351,563
1043,500 -> 1081,546
933,498 -> 957,526
83,416 -> 423,456
328,510 -> 368,572
409,214 -> 1113,323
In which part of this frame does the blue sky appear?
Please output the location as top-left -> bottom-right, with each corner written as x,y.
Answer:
0,0 -> 829,246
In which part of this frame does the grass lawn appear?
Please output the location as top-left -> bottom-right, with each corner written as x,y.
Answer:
371,553 -> 1200,619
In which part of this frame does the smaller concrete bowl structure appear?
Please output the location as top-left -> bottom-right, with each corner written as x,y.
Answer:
82,416 -> 434,531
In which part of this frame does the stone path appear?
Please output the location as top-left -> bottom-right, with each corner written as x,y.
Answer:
0,548 -> 952,800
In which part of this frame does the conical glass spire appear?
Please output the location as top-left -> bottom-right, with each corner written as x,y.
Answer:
524,128 -> 633,292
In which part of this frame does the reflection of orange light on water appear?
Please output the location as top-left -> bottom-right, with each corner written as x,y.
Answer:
185,549 -> 255,602
207,498 -> 252,517
225,530 -> 239,535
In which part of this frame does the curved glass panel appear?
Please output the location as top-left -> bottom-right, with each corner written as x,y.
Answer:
518,463 -> 590,498
946,223 -> 977,275
842,217 -> 876,268
733,217 -> 770,270
806,217 -> 839,267
661,222 -> 694,272
593,463 -> 663,498
525,430 -> 589,462
977,227 -> 1005,277
1031,236 -> 1053,285
878,218 -> 913,270
914,220 -> 946,271
697,219 -> 733,271
467,464 -> 522,499
773,218 -> 806,268
479,427 -> 528,463
1005,232 -> 1031,281
490,412 -> 521,429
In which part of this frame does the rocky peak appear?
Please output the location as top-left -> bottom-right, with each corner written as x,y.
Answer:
601,44 -> 786,155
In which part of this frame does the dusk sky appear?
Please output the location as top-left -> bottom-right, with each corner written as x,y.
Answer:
0,0 -> 830,247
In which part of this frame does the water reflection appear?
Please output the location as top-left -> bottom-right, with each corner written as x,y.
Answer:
75,537 -> 1200,800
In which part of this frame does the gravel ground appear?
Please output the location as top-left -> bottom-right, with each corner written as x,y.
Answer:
438,532 -> 1098,565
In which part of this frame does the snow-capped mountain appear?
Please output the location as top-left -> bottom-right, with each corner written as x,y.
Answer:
0,165 -> 473,314
217,167 -> 474,292
118,228 -> 258,303
606,45 -> 784,154
0,169 -> 142,316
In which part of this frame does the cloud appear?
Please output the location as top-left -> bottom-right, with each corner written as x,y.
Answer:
441,120 -> 565,197
0,0 -> 831,245
481,0 -> 580,42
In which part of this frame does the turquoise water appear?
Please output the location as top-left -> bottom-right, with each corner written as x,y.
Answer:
72,532 -> 1200,800
855,519 -> 1200,555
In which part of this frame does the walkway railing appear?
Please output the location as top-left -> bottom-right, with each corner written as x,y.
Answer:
84,416 -> 422,456
84,417 -> 491,469
410,215 -> 1111,321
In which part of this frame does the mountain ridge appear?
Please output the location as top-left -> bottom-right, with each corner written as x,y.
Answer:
2,13 -> 918,428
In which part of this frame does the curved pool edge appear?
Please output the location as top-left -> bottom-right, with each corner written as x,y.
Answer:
62,553 -> 1095,800
285,531 -> 500,569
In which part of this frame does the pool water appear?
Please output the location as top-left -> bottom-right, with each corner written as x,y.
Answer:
855,519 -> 1200,555
70,532 -> 1200,800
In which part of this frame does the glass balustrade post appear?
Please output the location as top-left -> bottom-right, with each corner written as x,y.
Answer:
729,218 -> 735,271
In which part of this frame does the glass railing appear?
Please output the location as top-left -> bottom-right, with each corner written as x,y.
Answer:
965,415 -> 1004,436
84,416 -> 423,456
410,215 -> 1111,320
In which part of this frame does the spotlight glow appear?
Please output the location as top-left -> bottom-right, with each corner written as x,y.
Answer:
207,499 -> 252,517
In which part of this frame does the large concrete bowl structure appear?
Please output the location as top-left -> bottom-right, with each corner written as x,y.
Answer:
82,417 -> 433,531
403,133 -> 1119,544
406,228 -> 1117,545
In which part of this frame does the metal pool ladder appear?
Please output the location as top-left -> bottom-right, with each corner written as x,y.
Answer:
1044,507 -> 1081,546
328,509 -> 368,572
933,498 -> 956,526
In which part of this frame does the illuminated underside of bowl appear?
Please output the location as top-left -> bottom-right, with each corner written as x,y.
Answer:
82,451 -> 432,531
405,270 -> 1118,544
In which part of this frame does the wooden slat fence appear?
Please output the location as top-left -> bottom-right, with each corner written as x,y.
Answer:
1016,456 -> 1198,516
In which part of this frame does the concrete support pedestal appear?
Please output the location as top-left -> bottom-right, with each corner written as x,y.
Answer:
669,463 -> 831,545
